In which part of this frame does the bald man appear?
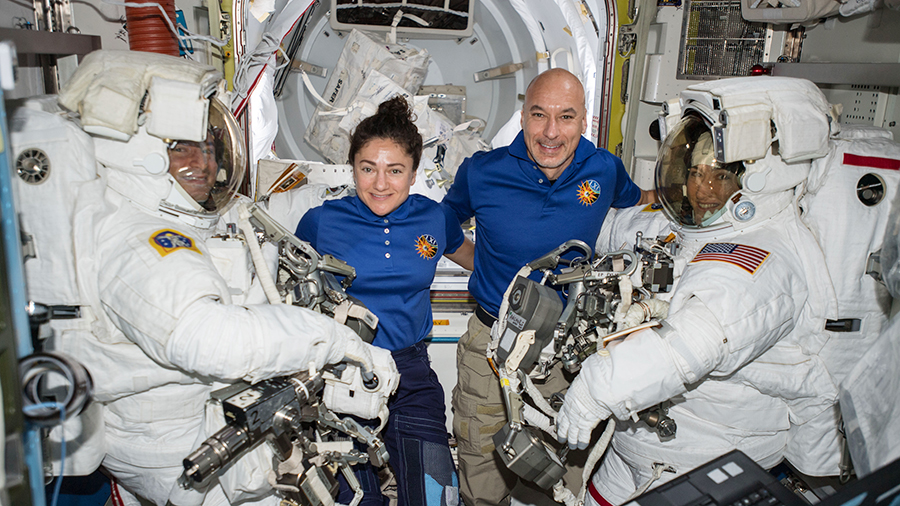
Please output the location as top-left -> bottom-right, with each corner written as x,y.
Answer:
442,68 -> 655,505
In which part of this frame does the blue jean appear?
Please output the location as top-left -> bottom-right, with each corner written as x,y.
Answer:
337,341 -> 459,506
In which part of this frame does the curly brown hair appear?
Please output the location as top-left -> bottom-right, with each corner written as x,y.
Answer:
348,95 -> 423,169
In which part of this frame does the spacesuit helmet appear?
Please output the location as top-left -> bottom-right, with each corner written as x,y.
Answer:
164,96 -> 245,215
656,113 -> 745,229
58,50 -> 246,227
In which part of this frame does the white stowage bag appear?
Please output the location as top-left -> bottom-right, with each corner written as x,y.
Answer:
304,65 -> 487,202
304,29 -> 430,164
264,183 -> 355,234
739,0 -> 841,25
438,119 -> 490,180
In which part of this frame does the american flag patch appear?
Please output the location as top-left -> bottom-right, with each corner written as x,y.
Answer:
690,243 -> 770,274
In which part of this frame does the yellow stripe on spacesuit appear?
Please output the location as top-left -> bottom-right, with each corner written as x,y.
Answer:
148,229 -> 203,257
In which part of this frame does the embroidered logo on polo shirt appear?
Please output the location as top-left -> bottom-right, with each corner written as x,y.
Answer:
414,234 -> 438,259
149,229 -> 202,257
577,180 -> 601,206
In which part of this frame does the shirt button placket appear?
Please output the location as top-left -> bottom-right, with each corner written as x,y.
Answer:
383,224 -> 392,261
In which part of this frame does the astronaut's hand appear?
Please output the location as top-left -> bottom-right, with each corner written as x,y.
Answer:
369,346 -> 399,395
323,346 -> 398,420
556,368 -> 611,450
327,327 -> 375,372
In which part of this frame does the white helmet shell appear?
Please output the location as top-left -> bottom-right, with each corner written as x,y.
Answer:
656,76 -> 835,234
60,50 -> 246,228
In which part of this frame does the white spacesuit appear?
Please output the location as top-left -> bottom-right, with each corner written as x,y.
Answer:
839,190 -> 900,478
41,50 -> 388,506
556,77 -> 845,505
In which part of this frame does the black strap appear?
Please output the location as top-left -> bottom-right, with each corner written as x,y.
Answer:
475,304 -> 498,327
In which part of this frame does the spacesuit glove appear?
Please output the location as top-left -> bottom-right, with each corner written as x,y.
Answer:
324,325 -> 375,373
323,346 -> 399,420
556,370 -> 611,450
370,346 -> 399,396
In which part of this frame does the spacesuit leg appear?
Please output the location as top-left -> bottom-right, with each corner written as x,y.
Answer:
452,314 -> 519,506
587,446 -> 637,506
103,453 -> 181,506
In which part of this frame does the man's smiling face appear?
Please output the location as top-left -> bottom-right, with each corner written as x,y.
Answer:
521,69 -> 588,180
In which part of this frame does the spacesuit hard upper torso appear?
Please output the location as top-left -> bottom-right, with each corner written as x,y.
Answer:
586,204 -> 838,504
88,191 -> 252,415
71,186 -> 278,505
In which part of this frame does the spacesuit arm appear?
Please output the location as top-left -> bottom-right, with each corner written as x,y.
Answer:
557,296 -> 725,449
162,297 -> 373,383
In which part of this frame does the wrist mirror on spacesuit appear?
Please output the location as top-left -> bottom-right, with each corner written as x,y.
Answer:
166,97 -> 246,215
656,113 -> 745,229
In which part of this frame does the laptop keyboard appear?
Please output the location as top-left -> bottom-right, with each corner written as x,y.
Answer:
731,487 -> 784,506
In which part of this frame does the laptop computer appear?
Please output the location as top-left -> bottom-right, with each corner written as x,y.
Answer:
624,450 -> 900,506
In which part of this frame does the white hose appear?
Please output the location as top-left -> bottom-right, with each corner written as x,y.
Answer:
626,462 -> 673,502
523,404 -> 555,434
552,0 -> 598,120
553,480 -> 579,506
578,418 -> 616,504
237,203 -> 282,304
550,418 -> 615,506
510,0 -> 550,73
522,372 -> 559,419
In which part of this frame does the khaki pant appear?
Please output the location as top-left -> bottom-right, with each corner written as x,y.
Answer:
452,314 -> 590,506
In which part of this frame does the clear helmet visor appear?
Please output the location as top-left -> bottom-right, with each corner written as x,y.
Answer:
166,97 -> 246,214
655,114 -> 744,229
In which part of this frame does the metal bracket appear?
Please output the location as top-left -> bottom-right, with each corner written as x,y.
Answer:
474,61 -> 530,82
290,59 -> 327,78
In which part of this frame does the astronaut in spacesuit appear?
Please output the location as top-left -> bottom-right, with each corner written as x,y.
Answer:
46,50 -> 391,506
556,77 -> 845,505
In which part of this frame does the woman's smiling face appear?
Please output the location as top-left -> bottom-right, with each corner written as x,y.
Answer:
353,137 -> 417,216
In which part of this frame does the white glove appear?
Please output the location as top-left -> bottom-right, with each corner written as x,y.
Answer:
325,326 -> 375,373
368,345 -> 400,398
556,357 -> 612,450
323,346 -> 399,420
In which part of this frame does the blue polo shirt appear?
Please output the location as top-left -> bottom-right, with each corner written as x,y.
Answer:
442,131 -> 641,316
296,194 -> 465,351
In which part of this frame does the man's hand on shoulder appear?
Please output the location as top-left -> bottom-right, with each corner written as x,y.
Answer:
445,238 -> 475,271
638,189 -> 658,206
